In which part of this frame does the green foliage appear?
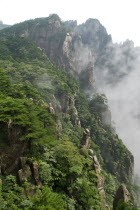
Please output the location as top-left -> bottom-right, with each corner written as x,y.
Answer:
0,69 -> 12,94
2,175 -> 17,192
28,186 -> 66,210
0,36 -> 45,62
0,24 -> 135,210
0,96 -> 56,144
103,172 -> 118,205
53,139 -> 84,182
70,178 -> 102,210
115,200 -> 136,210
38,162 -> 53,185
89,94 -> 108,117
75,91 -> 91,127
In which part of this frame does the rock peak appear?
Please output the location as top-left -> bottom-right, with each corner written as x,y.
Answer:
113,184 -> 131,209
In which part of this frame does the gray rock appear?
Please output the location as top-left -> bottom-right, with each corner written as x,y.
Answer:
92,155 -> 108,207
113,184 -> 131,209
18,157 -> 42,187
30,162 -> 42,187
93,155 -> 101,174
81,129 -> 91,149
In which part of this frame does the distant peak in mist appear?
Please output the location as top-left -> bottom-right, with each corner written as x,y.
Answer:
0,20 -> 3,25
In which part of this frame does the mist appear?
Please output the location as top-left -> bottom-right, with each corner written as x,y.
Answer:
94,41 -> 140,177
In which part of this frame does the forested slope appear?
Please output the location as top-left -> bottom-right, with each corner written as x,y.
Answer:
0,27 -> 137,209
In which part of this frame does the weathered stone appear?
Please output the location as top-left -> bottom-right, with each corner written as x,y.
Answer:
89,149 -> 94,156
49,103 -> 55,114
92,155 -> 108,207
18,165 -> 32,184
8,119 -> 12,129
18,169 -> 25,184
93,155 -> 101,174
113,184 -> 131,209
30,162 -> 42,187
98,176 -> 105,188
81,129 -> 91,149
18,157 -> 42,187
75,118 -> 81,127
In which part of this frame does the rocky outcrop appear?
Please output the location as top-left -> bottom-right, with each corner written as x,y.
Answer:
81,129 -> 91,149
0,141 -> 27,175
30,162 -> 42,186
18,165 -> 32,184
48,103 -> 55,114
59,95 -> 81,127
92,155 -> 107,207
68,99 -> 81,127
80,131 -> 107,208
18,157 -> 42,188
128,155 -> 134,185
0,15 -> 112,91
93,155 -> 101,174
80,129 -> 107,206
113,184 -> 131,209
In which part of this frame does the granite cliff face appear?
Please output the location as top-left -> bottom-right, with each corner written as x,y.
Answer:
0,15 -> 112,91
1,14 -> 138,91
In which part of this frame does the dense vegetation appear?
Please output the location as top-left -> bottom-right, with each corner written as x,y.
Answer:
0,31 -> 138,209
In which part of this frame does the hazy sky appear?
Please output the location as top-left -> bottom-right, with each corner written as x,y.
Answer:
1,0 -> 140,46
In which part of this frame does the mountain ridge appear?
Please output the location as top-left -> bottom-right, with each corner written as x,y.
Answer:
0,15 -> 139,209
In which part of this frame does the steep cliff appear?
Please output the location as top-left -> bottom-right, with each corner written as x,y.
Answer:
0,14 -> 111,92
1,14 -> 138,90
0,16 -> 137,209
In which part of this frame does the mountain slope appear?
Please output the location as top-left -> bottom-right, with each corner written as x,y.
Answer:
1,14 -> 138,89
0,19 -> 138,209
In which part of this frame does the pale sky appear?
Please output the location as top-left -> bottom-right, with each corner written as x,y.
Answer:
1,0 -> 140,46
